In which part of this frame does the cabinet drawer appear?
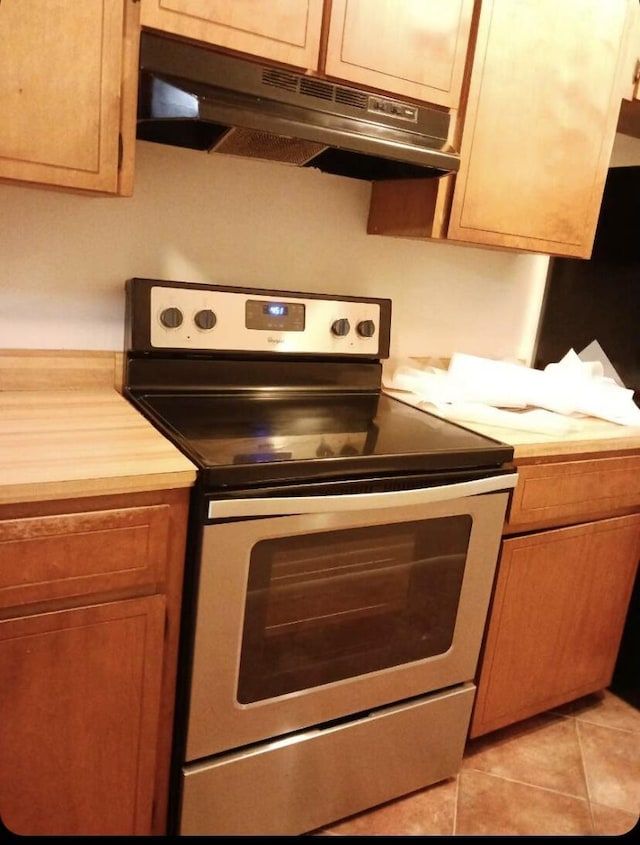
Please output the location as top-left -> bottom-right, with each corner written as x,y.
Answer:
507,455 -> 640,530
0,505 -> 170,611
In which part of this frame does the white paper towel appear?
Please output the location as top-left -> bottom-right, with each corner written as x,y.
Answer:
384,349 -> 640,428
433,403 -> 581,435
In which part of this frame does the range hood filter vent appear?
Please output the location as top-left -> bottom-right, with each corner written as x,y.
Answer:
213,127 -> 326,165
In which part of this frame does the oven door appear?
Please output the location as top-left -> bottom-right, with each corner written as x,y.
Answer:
185,474 -> 515,761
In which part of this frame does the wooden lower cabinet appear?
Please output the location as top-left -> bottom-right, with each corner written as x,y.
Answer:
0,488 -> 190,836
470,513 -> 640,738
0,597 -> 164,836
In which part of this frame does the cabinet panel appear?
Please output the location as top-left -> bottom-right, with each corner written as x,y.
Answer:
325,0 -> 474,107
447,0 -> 629,258
507,455 -> 640,531
0,596 -> 165,836
0,505 -> 170,612
0,0 -> 135,194
620,0 -> 640,101
140,0 -> 324,69
470,514 -> 640,738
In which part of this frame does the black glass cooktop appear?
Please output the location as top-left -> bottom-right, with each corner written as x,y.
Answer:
131,390 -> 513,489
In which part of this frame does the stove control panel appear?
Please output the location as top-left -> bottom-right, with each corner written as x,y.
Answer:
132,280 -> 391,357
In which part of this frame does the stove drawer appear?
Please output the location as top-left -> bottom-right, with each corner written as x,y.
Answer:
0,504 -> 170,613
180,682 -> 474,836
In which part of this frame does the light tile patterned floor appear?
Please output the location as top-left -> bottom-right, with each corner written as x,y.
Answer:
314,690 -> 639,836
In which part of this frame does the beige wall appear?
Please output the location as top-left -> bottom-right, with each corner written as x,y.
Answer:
1,141 -> 550,365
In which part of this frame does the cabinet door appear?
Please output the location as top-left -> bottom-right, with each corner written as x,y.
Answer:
448,0 -> 629,258
0,596 -> 165,836
325,0 -> 474,108
0,0 -> 138,195
470,514 -> 640,738
140,0 -> 324,69
620,0 -> 640,101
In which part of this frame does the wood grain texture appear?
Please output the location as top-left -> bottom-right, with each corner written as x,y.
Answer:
470,514 -> 640,737
447,0 -> 630,258
118,0 -> 142,197
0,0 -> 126,194
368,175 -> 454,239
0,350 -> 120,391
0,595 -> 165,836
0,389 -> 196,505
148,487 -> 189,835
619,0 -> 640,101
140,0 -> 324,69
0,487 -> 190,834
324,0 -> 474,107
618,97 -> 640,137
0,505 -> 170,612
506,454 -> 640,531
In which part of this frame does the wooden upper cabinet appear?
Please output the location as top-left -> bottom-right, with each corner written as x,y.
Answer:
620,0 -> 640,100
447,0 -> 631,258
0,0 -> 140,196
139,0 -> 324,70
324,0 -> 475,108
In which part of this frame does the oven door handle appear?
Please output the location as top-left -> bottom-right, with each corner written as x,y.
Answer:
207,472 -> 518,519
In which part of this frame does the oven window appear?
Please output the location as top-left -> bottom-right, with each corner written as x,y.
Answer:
237,516 -> 472,703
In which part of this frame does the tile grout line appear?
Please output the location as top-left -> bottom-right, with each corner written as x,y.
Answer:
452,772 -> 460,835
573,718 -> 640,736
574,717 -> 596,834
460,763 -> 593,804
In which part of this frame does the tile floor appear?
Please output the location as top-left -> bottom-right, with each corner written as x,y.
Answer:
313,690 -> 640,836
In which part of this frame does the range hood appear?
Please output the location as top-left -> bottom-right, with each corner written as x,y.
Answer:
137,32 -> 460,182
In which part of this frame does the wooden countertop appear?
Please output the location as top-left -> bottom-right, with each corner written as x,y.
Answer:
384,389 -> 640,462
0,390 -> 197,505
2,378 -> 638,507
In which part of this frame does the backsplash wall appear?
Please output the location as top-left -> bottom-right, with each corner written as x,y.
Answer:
0,141 -> 549,367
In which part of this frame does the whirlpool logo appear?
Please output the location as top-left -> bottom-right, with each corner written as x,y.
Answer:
267,336 -> 284,345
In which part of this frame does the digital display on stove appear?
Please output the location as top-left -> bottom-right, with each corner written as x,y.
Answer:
246,299 -> 305,332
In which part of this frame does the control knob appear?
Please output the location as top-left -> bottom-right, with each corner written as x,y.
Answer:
194,308 -> 217,330
331,318 -> 351,337
159,307 -> 183,329
357,319 -> 376,338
